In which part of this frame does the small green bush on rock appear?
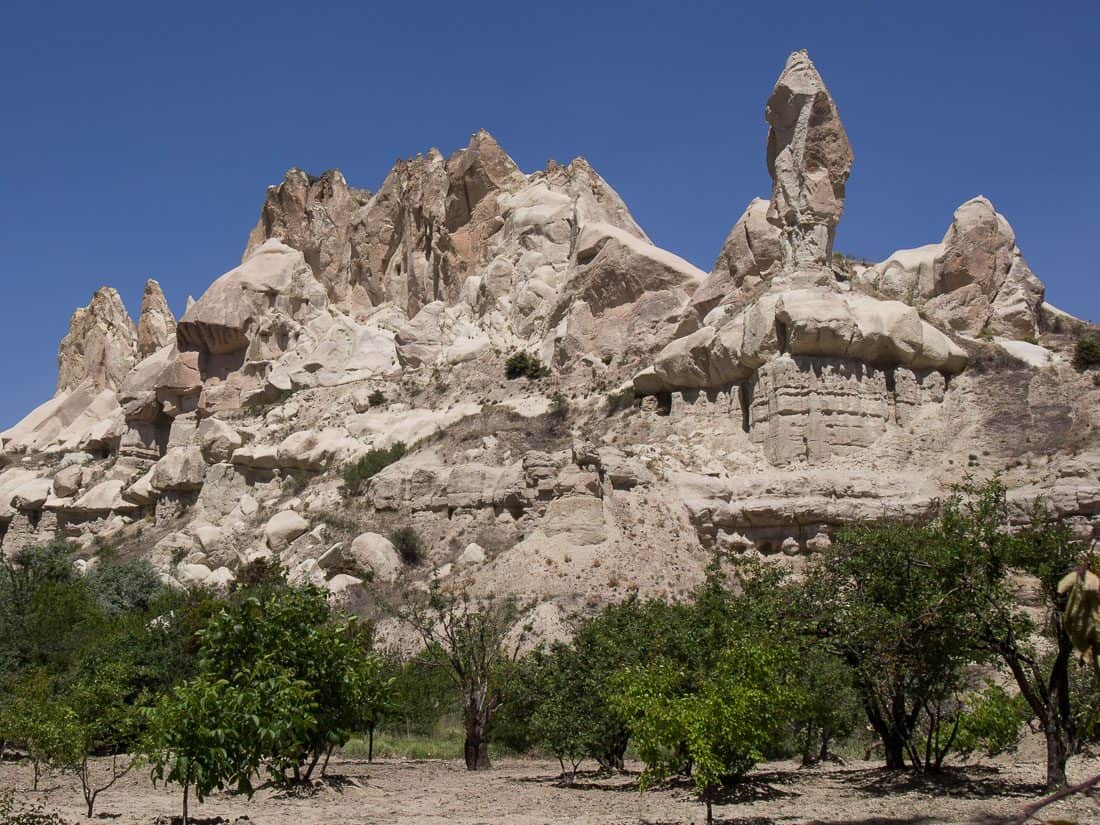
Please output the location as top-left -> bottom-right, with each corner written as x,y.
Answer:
1073,336 -> 1100,369
343,442 -> 407,495
505,351 -> 549,380
390,527 -> 424,566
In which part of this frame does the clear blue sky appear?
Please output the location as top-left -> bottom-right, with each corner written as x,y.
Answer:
1,1 -> 1097,428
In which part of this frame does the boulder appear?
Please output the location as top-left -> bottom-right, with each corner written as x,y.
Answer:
197,418 -> 243,464
264,510 -> 310,552
150,447 -> 207,493
349,532 -> 401,583
456,542 -> 487,567
52,465 -> 84,498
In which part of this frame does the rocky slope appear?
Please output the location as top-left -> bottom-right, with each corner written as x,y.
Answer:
1,50 -> 1097,636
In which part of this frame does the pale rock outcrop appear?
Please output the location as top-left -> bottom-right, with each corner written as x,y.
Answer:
456,542 -> 487,567
56,288 -> 137,393
1,382 -> 124,454
150,447 -> 207,493
694,198 -> 782,315
765,50 -> 853,270
136,279 -> 177,357
244,169 -> 371,305
196,419 -> 243,464
348,532 -> 401,583
10,478 -> 53,510
856,197 -> 1045,338
264,510 -> 309,552
276,428 -> 363,472
68,480 -> 135,517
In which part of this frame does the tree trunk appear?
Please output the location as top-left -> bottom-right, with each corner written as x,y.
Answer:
182,783 -> 189,825
883,732 -> 907,770
818,728 -> 831,764
463,695 -> 492,770
368,724 -> 375,763
1044,721 -> 1069,789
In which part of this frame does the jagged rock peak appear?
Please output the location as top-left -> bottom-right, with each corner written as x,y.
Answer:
137,278 -> 176,357
765,49 -> 853,272
56,286 -> 137,394
243,167 -> 371,301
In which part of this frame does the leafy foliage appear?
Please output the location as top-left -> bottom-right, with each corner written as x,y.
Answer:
399,583 -> 529,770
1073,336 -> 1100,369
504,351 -> 549,380
390,526 -> 425,566
611,639 -> 800,824
952,682 -> 1028,759
342,442 -> 407,495
84,557 -> 164,614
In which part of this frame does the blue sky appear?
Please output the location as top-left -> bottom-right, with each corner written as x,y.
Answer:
1,1 -> 1097,428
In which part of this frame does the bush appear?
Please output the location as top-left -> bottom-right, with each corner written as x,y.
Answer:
85,558 -> 164,614
605,386 -> 636,415
368,389 -> 386,407
505,351 -> 549,380
548,392 -> 569,420
343,442 -> 407,495
390,527 -> 424,566
1073,336 -> 1100,369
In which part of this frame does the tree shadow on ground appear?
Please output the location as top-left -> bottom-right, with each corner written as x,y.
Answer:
511,767 -> 643,792
800,818 -> 939,825
828,765 -> 1045,801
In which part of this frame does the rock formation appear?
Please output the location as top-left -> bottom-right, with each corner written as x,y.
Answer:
136,279 -> 176,357
1,50 -> 1096,639
56,287 -> 137,393
764,50 -> 853,270
855,196 -> 1045,338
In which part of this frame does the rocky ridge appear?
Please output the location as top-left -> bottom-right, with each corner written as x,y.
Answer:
0,50 -> 1096,637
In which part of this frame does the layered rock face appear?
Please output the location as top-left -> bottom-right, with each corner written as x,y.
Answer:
1,50 -> 1096,633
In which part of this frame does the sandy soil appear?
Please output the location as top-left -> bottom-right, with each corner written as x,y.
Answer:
2,752 -> 1097,825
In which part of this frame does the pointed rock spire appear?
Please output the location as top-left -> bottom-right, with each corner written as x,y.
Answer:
765,50 -> 853,271
137,278 -> 177,357
56,287 -> 137,393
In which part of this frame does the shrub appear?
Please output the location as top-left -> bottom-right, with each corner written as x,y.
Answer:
85,558 -> 163,615
1073,336 -> 1100,369
605,386 -> 636,415
390,527 -> 424,566
343,442 -> 407,495
548,392 -> 569,420
368,389 -> 386,407
505,351 -> 549,380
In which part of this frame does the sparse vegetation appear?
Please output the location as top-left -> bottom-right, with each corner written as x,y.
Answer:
368,389 -> 386,407
1073,335 -> 1100,369
605,386 -> 636,414
342,442 -> 407,495
505,351 -> 549,380
390,526 -> 425,566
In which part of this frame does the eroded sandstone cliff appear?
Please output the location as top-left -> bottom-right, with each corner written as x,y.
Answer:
1,50 -> 1096,638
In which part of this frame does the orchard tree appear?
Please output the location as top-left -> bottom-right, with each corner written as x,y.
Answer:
197,584 -> 385,782
611,638 -> 800,825
803,517 -> 979,770
399,583 -> 530,770
144,662 -> 316,825
935,480 -> 1094,788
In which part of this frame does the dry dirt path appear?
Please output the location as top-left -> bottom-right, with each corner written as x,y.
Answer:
2,754 -> 1098,825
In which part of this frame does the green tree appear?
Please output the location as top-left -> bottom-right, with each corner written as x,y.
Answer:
50,663 -> 142,817
0,670 -> 68,790
144,662 -> 316,825
803,517 -> 978,771
935,481 -> 1093,788
611,638 -> 800,825
196,585 -> 383,782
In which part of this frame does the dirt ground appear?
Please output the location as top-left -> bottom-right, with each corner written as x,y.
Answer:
2,750 -> 1098,825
